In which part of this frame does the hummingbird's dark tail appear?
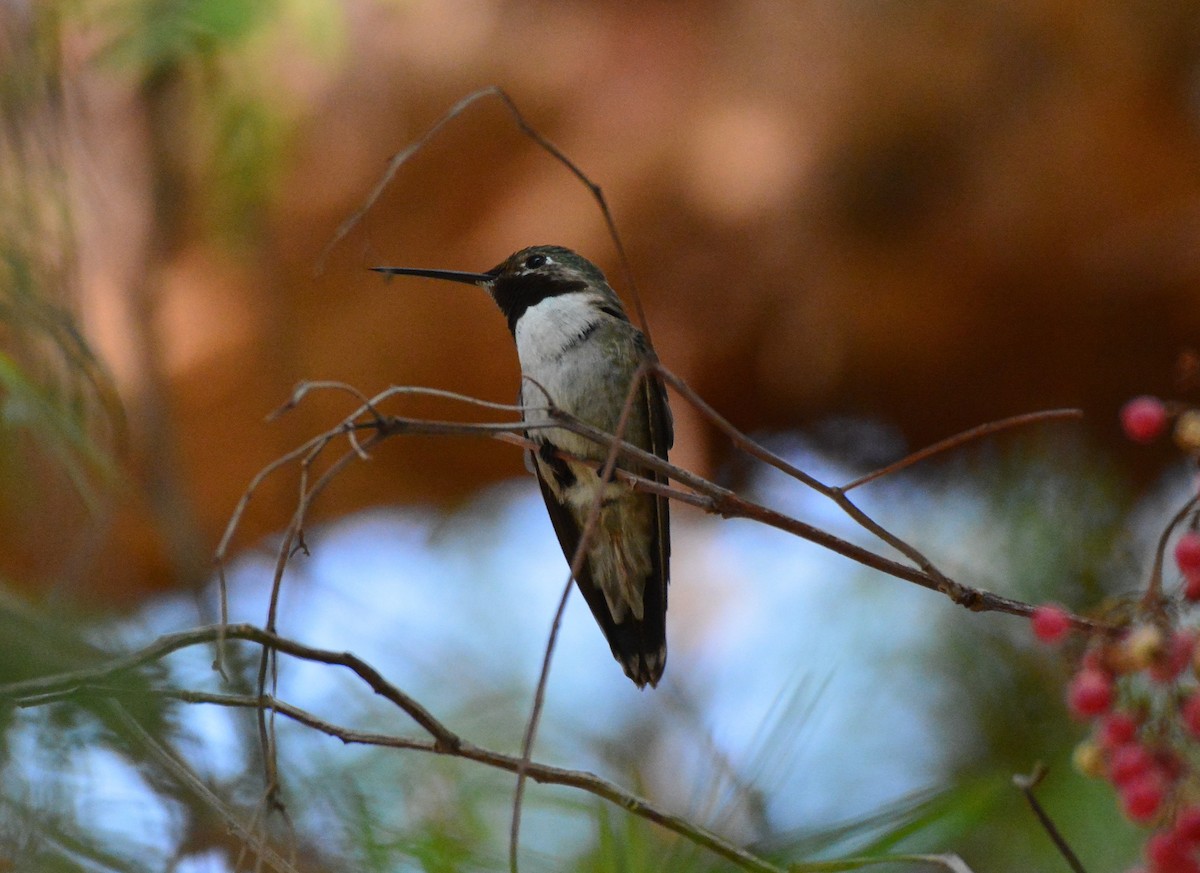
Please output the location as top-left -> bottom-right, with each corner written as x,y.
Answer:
533,474 -> 669,689
570,589 -> 665,688
614,634 -> 666,689
599,581 -> 667,688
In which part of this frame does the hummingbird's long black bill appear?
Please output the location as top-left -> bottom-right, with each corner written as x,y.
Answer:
371,266 -> 493,286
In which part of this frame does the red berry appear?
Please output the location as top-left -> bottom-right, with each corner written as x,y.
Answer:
1175,807 -> 1200,844
1123,775 -> 1165,823
1068,669 -> 1113,718
1184,694 -> 1200,738
1122,396 -> 1168,443
1185,572 -> 1200,602
1031,604 -> 1072,644
1146,828 -> 1200,873
1178,533 -> 1200,575
1100,713 -> 1140,749
1147,830 -> 1181,865
1111,744 -> 1156,787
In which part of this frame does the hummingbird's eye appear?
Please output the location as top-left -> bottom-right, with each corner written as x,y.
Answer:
523,254 -> 548,270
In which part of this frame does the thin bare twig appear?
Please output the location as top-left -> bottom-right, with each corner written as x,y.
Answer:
171,671 -> 989,873
657,369 -> 1100,620
216,381 -> 542,580
102,699 -> 300,873
1014,766 -> 1088,873
7,625 -> 780,873
509,358 -> 653,873
321,85 -> 651,343
535,401 -> 1109,632
0,624 -> 459,746
212,381 -> 545,801
319,87 -> 499,272
842,409 -> 1085,492
214,394 -> 547,671
252,426 -> 396,811
268,380 -> 379,425
797,855 -> 978,872
204,377 -> 1107,867
482,88 -> 651,344
195,690 -> 786,873
1143,491 -> 1200,608
652,365 -> 963,603
212,416 -> 354,677
651,369 -> 1097,616
653,364 -> 825,493
235,386 -> 1105,634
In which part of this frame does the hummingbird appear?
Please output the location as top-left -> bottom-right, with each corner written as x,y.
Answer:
372,245 -> 673,688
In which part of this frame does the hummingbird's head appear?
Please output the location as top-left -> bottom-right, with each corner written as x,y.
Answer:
486,245 -> 607,288
373,245 -> 627,335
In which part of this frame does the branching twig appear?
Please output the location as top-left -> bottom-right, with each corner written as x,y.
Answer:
320,87 -> 500,273
199,373 -> 1110,857
218,381 -> 1107,643
654,366 -> 1095,618
320,85 -> 650,341
212,383 -> 546,811
4,623 -> 981,873
656,364 -> 959,595
200,378 -> 1112,873
295,84 -> 1107,873
533,401 -> 1108,631
4,625 -> 780,873
0,624 -> 458,748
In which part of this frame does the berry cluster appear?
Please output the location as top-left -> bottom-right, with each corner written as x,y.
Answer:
1053,614 -> 1200,872
1026,395 -> 1200,872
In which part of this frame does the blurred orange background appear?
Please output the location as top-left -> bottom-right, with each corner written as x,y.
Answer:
7,0 -> 1200,603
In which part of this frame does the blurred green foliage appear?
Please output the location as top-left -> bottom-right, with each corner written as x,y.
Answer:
0,7 -> 123,510
89,0 -> 342,244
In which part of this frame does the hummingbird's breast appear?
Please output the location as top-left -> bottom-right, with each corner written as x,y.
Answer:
514,291 -> 649,458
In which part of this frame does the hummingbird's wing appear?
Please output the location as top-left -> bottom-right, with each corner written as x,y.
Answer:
529,353 -> 673,689
638,362 -> 673,686
532,472 -> 660,684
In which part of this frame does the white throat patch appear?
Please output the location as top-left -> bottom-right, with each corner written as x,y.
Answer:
513,291 -> 603,365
